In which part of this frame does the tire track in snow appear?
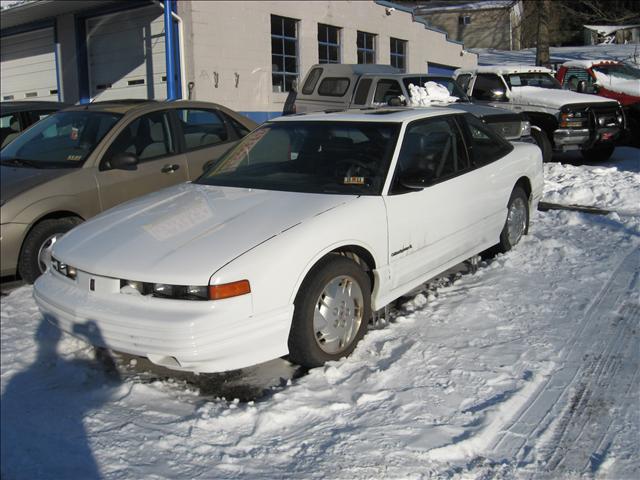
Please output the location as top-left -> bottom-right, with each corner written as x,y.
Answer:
491,247 -> 640,474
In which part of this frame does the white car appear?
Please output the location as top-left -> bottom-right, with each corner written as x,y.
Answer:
34,108 -> 543,373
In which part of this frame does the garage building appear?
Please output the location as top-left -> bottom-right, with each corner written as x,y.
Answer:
1,0 -> 477,122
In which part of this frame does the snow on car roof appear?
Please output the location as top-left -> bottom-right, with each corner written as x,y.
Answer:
459,65 -> 552,75
562,59 -> 621,68
271,107 -> 465,123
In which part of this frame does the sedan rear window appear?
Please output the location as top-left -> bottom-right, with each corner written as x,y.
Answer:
197,121 -> 400,195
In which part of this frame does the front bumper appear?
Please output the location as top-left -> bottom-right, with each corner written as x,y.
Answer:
0,222 -> 27,277
33,270 -> 293,373
553,126 -> 621,150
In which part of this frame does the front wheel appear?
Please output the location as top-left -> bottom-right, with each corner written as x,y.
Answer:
496,186 -> 529,254
531,128 -> 552,163
581,143 -> 614,163
288,256 -> 371,369
18,217 -> 81,283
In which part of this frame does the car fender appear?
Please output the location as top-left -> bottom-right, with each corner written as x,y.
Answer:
209,195 -> 388,317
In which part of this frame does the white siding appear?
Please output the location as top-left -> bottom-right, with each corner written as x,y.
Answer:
86,5 -> 167,101
0,28 -> 58,101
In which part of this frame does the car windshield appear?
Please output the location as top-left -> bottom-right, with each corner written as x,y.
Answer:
505,73 -> 561,89
402,77 -> 470,101
593,63 -> 640,80
196,121 -> 401,195
0,110 -> 121,168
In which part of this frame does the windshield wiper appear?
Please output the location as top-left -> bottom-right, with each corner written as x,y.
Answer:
0,158 -> 46,169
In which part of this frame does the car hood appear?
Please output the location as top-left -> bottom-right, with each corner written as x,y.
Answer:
510,86 -> 617,109
0,165 -> 73,205
54,183 -> 355,285
449,102 -> 520,119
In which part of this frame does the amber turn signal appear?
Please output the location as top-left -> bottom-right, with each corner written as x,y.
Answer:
208,280 -> 251,300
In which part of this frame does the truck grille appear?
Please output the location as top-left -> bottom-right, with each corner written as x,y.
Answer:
590,105 -> 622,129
487,121 -> 521,140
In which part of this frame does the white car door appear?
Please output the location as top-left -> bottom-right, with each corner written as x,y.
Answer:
383,115 -> 503,293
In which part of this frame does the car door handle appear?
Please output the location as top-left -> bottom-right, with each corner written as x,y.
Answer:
161,164 -> 180,173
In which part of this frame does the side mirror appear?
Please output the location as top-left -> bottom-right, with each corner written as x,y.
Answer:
109,152 -> 138,171
398,169 -> 433,191
576,80 -> 586,93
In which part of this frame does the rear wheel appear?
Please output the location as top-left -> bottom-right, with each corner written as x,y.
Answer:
288,256 -> 371,368
581,143 -> 614,163
496,186 -> 529,254
18,217 -> 81,283
531,127 -> 552,163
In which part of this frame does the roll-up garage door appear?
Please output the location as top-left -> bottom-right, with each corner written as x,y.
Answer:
0,28 -> 59,101
427,63 -> 457,76
86,5 -> 166,101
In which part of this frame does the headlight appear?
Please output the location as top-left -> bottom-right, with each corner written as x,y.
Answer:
560,111 -> 587,128
51,256 -> 77,280
120,280 -> 219,301
520,120 -> 531,137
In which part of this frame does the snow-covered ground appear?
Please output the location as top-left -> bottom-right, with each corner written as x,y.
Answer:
1,148 -> 639,479
473,44 -> 640,67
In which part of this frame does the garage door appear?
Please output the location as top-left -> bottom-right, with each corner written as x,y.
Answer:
427,62 -> 457,76
86,5 -> 167,101
0,28 -> 59,101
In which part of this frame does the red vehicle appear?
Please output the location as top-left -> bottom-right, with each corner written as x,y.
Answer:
557,60 -> 640,145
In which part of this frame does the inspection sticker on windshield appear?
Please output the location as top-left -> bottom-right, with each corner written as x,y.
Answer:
66,154 -> 82,161
343,176 -> 365,185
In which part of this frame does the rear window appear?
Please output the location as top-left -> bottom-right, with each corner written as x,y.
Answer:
317,77 -> 350,97
302,67 -> 323,94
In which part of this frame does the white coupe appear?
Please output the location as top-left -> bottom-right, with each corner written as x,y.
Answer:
34,108 -> 543,373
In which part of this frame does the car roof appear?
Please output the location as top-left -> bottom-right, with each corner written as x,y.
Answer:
0,100 -> 68,115
62,99 -> 248,117
272,107 -> 465,123
308,63 -> 400,75
562,59 -> 621,69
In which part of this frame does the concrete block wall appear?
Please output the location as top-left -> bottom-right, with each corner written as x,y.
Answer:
179,0 -> 477,121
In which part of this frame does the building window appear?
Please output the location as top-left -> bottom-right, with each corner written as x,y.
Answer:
318,23 -> 341,64
390,38 -> 407,72
357,31 -> 376,64
459,15 -> 472,25
271,15 -> 298,93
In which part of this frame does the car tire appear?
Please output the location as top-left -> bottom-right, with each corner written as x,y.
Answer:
496,186 -> 529,254
18,217 -> 82,284
288,255 -> 371,369
581,143 -> 615,163
531,127 -> 552,163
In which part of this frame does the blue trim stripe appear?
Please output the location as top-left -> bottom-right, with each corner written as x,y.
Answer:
239,111 -> 282,124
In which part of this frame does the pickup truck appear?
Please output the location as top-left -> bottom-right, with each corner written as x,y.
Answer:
556,60 -> 639,147
454,65 -> 626,162
284,64 -> 531,143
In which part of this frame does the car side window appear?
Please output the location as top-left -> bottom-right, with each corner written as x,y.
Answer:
104,111 -> 174,165
562,67 -> 592,91
29,110 -> 57,124
301,67 -> 323,94
461,113 -> 513,166
392,116 -> 469,192
373,79 -> 403,105
471,74 -> 506,101
176,109 -> 229,151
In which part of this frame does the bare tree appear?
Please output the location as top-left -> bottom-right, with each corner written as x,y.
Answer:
535,0 -> 551,66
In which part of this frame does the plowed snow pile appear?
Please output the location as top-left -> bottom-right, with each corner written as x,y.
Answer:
2,148 -> 639,479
